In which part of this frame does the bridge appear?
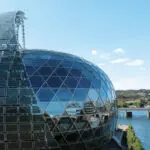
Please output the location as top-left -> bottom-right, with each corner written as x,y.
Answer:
119,108 -> 150,110
118,108 -> 150,119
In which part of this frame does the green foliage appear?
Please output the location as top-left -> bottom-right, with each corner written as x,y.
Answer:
135,101 -> 141,107
127,125 -> 143,150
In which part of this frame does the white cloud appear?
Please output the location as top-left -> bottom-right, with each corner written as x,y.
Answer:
114,48 -> 125,54
125,59 -> 144,66
98,63 -> 105,67
140,67 -> 146,71
91,50 -> 97,55
91,49 -> 111,60
110,58 -> 129,64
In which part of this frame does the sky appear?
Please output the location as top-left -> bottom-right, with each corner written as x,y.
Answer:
0,0 -> 150,90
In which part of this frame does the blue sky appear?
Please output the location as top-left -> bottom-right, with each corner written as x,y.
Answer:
1,0 -> 150,90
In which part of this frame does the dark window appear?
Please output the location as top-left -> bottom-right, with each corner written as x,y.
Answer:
0,134 -> 4,140
6,125 -> 17,131
32,106 -> 40,113
7,88 -> 18,96
25,66 -> 35,75
55,67 -> 69,76
48,59 -> 60,67
8,79 -> 19,87
64,77 -> 78,88
6,116 -> 17,123
33,115 -> 44,122
69,69 -> 82,77
32,59 -> 46,68
0,107 -> 3,113
20,134 -> 32,140
20,124 -> 31,131
20,88 -> 33,95
21,142 -> 33,149
20,96 -> 32,104
38,67 -> 53,76
6,96 -> 17,104
62,60 -> 73,67
0,64 -> 9,71
33,124 -> 44,130
6,107 -> 17,113
19,107 -> 31,113
8,142 -> 19,149
0,88 -> 5,96
0,97 -> 4,104
78,78 -> 91,88
0,117 -> 3,122
20,116 -> 31,122
47,77 -> 62,87
0,80 -> 6,87
0,71 -> 7,78
30,76 -> 44,87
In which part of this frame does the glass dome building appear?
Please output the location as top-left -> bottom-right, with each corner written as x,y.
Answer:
0,11 -> 117,150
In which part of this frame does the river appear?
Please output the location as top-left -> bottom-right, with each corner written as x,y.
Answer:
118,110 -> 150,150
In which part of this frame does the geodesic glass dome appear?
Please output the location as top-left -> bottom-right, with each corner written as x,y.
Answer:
22,49 -> 116,117
0,10 -> 117,150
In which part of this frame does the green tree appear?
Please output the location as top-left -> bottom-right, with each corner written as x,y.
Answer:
135,101 -> 141,107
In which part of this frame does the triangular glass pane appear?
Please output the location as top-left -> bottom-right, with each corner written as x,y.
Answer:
33,71 -> 40,75
69,68 -> 82,77
91,78 -> 100,89
56,88 -> 73,102
77,77 -> 91,88
37,88 -> 54,100
42,83 -> 49,87
32,59 -> 47,68
55,67 -> 69,77
72,89 -> 89,102
43,76 -> 49,81
33,88 -> 39,93
47,76 -> 63,88
36,88 -> 54,113
25,66 -> 35,75
61,60 -> 73,68
29,76 -> 44,87
38,67 -> 53,76
88,89 -> 99,101
45,99 -> 67,117
64,77 -> 79,88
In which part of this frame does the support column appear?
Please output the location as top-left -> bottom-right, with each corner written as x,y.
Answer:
147,111 -> 150,119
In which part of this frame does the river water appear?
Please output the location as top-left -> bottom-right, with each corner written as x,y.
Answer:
118,110 -> 150,150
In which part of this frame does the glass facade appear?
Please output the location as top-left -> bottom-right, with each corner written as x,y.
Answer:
0,11 -> 117,150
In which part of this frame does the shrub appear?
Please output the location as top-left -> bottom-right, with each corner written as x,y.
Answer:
127,125 -> 143,150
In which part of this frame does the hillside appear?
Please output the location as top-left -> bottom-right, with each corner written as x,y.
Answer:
116,89 -> 150,108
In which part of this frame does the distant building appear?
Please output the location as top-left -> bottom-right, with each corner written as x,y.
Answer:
83,101 -> 98,114
65,102 -> 82,116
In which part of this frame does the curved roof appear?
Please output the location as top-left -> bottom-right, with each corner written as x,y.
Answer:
22,49 -> 116,115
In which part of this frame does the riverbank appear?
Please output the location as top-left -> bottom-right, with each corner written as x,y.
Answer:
118,110 -> 150,150
115,124 -> 143,150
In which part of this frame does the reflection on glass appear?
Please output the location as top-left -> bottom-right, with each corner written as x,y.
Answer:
0,46 -> 117,149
